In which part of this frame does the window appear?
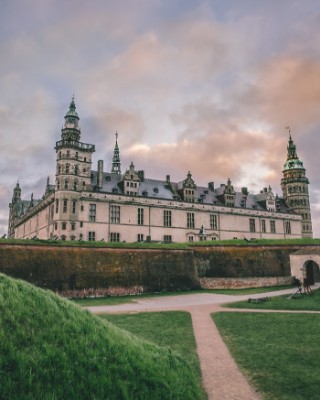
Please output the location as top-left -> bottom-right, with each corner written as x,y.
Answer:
261,219 -> 266,233
270,220 -> 276,233
61,235 -> 66,241
164,235 -> 172,243
75,152 -> 78,159
73,180 -> 78,191
54,223 -> 57,230
285,221 -> 291,235
65,164 -> 70,173
80,222 -> 83,228
110,232 -> 120,242
64,179 -> 69,189
55,199 -> 59,213
89,203 -> 96,222
62,222 -> 66,230
88,231 -> 95,241
63,199 -> 68,213
164,210 -> 172,227
57,179 -> 60,190
137,234 -> 144,242
188,236 -> 194,242
138,208 -> 144,225
74,165 -> 78,175
71,223 -> 75,231
79,233 -> 83,240
67,150 -> 70,158
249,218 -> 256,233
110,205 -> 120,224
72,200 -> 76,214
187,212 -> 195,229
210,214 -> 218,230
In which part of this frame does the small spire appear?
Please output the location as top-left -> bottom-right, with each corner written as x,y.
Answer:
111,132 -> 121,174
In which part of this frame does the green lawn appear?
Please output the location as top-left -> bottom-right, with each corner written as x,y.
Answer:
100,311 -> 206,399
224,287 -> 320,311
213,312 -> 320,400
73,285 -> 292,307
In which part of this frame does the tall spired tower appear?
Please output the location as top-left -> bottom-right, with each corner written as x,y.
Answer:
281,130 -> 312,238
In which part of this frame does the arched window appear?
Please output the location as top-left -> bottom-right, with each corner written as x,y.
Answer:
73,180 -> 78,191
65,164 -> 70,174
64,179 -> 69,189
57,179 -> 60,190
74,165 -> 78,175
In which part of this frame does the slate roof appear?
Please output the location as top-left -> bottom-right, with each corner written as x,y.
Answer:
91,171 -> 293,213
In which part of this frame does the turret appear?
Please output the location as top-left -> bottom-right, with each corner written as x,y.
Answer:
111,132 -> 121,174
281,129 -> 312,237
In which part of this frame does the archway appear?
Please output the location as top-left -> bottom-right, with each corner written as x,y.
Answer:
303,260 -> 320,285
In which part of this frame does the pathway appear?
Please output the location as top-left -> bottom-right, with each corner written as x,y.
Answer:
87,285 -> 320,400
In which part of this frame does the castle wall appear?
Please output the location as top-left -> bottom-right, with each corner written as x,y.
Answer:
0,243 -> 305,296
0,244 -> 199,295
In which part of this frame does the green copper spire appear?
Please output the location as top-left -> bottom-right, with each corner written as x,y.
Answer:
283,129 -> 304,171
61,96 -> 81,141
111,132 -> 121,174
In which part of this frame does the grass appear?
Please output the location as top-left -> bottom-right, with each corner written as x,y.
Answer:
213,312 -> 320,400
100,311 -> 205,394
1,237 -> 320,248
224,286 -> 320,311
73,285 -> 292,307
0,273 -> 204,400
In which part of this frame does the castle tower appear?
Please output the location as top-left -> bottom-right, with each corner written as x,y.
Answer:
111,132 -> 121,174
8,182 -> 22,238
281,130 -> 312,238
54,98 -> 95,239
55,98 -> 95,194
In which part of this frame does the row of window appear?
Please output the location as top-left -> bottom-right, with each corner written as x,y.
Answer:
289,198 -> 309,207
56,179 -> 87,190
58,150 -> 88,162
55,232 -> 171,243
288,185 -> 307,194
57,164 -> 87,175
250,218 -> 291,234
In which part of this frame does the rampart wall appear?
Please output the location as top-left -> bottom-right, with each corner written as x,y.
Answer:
0,243 -> 304,296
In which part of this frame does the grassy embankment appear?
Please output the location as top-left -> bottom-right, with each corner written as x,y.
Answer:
100,312 -> 203,389
213,288 -> 320,399
1,237 -> 320,248
0,273 -> 205,400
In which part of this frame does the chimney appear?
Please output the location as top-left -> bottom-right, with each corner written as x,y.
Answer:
208,182 -> 214,191
97,160 -> 104,189
241,187 -> 248,196
138,170 -> 145,181
166,175 -> 170,183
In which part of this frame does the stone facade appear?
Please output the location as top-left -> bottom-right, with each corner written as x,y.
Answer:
8,99 -> 311,243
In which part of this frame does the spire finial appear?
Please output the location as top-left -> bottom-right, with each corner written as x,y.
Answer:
115,131 -> 118,142
285,126 -> 292,140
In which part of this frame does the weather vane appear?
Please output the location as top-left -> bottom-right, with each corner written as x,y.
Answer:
285,126 -> 291,136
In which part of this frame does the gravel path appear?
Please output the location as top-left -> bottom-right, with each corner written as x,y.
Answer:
87,285 -> 319,400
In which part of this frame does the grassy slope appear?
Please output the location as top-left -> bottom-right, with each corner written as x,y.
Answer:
213,312 -> 320,400
101,312 -> 203,382
0,273 -> 203,400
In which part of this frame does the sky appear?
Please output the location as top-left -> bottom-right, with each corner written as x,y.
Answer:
1,0 -> 320,237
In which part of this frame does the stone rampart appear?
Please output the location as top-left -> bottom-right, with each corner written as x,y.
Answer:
0,243 -> 308,296
0,244 -> 199,296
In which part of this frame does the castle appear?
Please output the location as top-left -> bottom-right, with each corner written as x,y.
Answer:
8,99 -> 313,242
